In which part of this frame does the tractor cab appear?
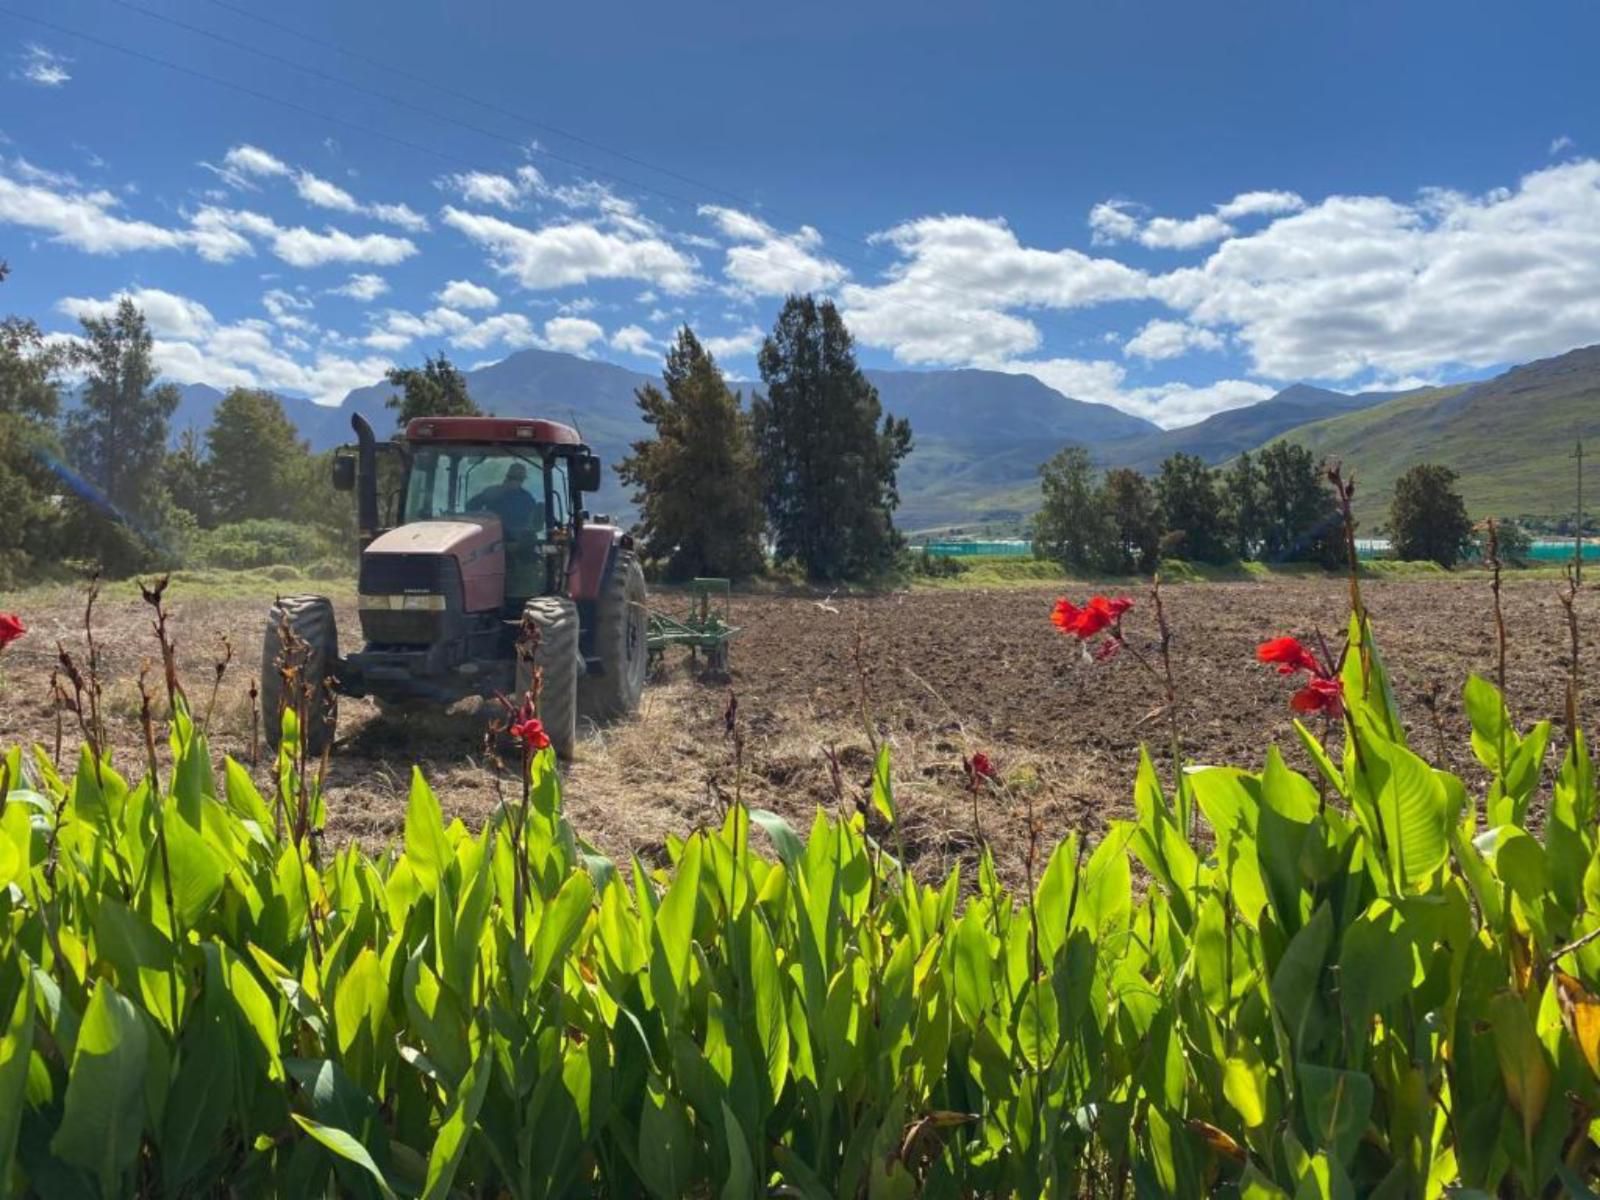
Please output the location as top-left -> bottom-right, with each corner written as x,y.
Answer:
263,411 -> 647,762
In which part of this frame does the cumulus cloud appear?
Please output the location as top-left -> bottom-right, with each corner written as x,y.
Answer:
14,44 -> 71,87
196,206 -> 418,267
1148,158 -> 1600,380
840,215 -> 1146,363
609,324 -> 660,358
698,205 -> 848,296
701,325 -> 765,359
441,206 -> 702,294
1123,318 -> 1225,360
327,273 -> 389,301
436,279 -> 499,310
1216,190 -> 1306,219
1552,135 -> 1577,157
55,285 -> 391,405
0,165 -> 198,256
1138,212 -> 1235,250
986,355 -> 1275,427
541,316 -> 604,354
438,166 -> 543,209
212,144 -> 428,230
1090,190 -> 1304,250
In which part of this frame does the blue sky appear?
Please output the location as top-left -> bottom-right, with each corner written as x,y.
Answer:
2,0 -> 1598,426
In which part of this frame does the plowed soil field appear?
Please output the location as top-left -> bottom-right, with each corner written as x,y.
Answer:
2,573 -> 1594,884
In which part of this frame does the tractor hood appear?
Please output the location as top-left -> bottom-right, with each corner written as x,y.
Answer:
360,519 -> 505,614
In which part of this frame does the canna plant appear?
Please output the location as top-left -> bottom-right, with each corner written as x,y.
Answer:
0,570 -> 1597,1197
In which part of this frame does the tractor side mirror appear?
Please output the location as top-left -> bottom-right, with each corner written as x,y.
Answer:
572,453 -> 602,493
331,454 -> 356,492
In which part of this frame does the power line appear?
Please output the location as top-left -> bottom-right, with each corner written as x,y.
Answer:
2,2 -> 1117,361
107,0 -> 1117,339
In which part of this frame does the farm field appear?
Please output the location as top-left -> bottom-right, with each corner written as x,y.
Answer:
1,570 -> 1594,883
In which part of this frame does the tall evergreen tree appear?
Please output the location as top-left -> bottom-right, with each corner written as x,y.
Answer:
162,427 -> 216,528
0,303 -> 66,582
1222,451 -> 1265,560
1389,463 -> 1474,567
1155,452 -> 1232,564
616,328 -> 765,580
1257,442 -> 1340,564
1032,446 -> 1110,571
63,298 -> 179,518
385,353 -> 479,427
206,388 -> 311,524
1101,467 -> 1161,574
751,296 -> 911,580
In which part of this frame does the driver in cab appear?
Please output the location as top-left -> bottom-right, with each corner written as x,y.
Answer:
468,461 -> 544,538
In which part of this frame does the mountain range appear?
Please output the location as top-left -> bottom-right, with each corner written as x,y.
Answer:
162,342 -> 1600,533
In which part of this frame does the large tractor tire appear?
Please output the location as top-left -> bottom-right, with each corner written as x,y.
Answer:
578,550 -> 648,722
261,595 -> 339,757
516,596 -> 581,761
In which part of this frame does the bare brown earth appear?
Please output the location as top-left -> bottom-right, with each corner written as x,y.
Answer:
1,574 -> 1596,885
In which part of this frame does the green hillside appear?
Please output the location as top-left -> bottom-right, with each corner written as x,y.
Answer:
1274,344 -> 1600,525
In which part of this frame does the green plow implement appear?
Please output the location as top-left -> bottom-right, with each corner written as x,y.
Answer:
646,577 -> 739,673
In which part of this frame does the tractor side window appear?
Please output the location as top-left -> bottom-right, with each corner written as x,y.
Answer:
548,459 -> 570,528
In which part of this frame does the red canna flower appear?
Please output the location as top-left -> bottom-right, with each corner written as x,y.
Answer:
1051,595 -> 1133,640
509,697 -> 551,752
1290,676 -> 1344,715
1256,636 -> 1321,677
0,613 -> 23,650
968,751 -> 997,781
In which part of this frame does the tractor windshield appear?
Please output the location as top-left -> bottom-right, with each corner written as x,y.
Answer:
402,445 -> 548,540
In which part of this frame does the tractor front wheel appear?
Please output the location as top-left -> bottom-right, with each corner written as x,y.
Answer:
579,550 -> 648,722
516,596 -> 580,760
261,595 -> 339,757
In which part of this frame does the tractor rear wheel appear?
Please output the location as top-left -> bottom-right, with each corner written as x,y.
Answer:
261,595 -> 339,757
516,596 -> 580,760
579,550 -> 648,722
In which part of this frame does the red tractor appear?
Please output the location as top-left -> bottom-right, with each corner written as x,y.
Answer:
261,412 -> 647,759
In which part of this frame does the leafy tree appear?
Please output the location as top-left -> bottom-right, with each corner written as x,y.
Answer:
1389,463 -> 1474,567
1100,467 -> 1161,574
751,296 -> 912,580
0,306 -> 67,582
385,353 -> 479,427
1257,442 -> 1341,565
616,327 -> 765,580
206,388 -> 312,525
63,298 -> 179,518
1222,451 -> 1265,560
1032,446 -> 1112,571
1155,452 -> 1232,564
162,427 -> 216,528
1491,519 -> 1534,567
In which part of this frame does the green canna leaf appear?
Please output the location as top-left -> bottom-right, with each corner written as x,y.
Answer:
404,767 -> 450,897
51,979 -> 149,1198
0,973 -> 35,1192
638,1076 -> 694,1200
1363,729 -> 1449,888
160,1000 -> 237,1195
1487,989 -> 1551,1148
870,743 -> 895,825
293,1114 -> 398,1199
422,1044 -> 491,1200
1297,1063 -> 1372,1167
748,910 -> 790,1104
529,869 -> 594,992
334,946 -> 387,1056
1223,1042 -> 1270,1129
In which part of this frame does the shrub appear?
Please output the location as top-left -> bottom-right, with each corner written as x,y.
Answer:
189,518 -> 337,570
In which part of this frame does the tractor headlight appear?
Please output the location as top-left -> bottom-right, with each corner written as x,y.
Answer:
360,593 -> 447,611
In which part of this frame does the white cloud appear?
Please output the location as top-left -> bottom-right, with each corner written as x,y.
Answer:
1088,201 -> 1141,244
1122,318 -> 1225,361
223,143 -> 290,180
609,324 -> 660,358
54,285 -> 391,405
196,206 -> 418,267
438,166 -> 543,209
1137,212 -> 1235,250
987,356 -> 1275,427
294,171 -> 361,213
541,316 -> 604,354
452,313 -> 538,351
1552,135 -> 1577,157
362,305 -> 542,354
1216,190 -> 1306,219
369,202 -> 429,233
702,325 -> 765,359
698,205 -> 848,296
840,215 -> 1146,363
0,166 -> 198,256
441,206 -> 702,294
15,44 -> 71,87
57,288 -> 217,341
262,288 -> 316,332
435,279 -> 499,310
1148,158 -> 1600,380
328,273 -> 389,301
